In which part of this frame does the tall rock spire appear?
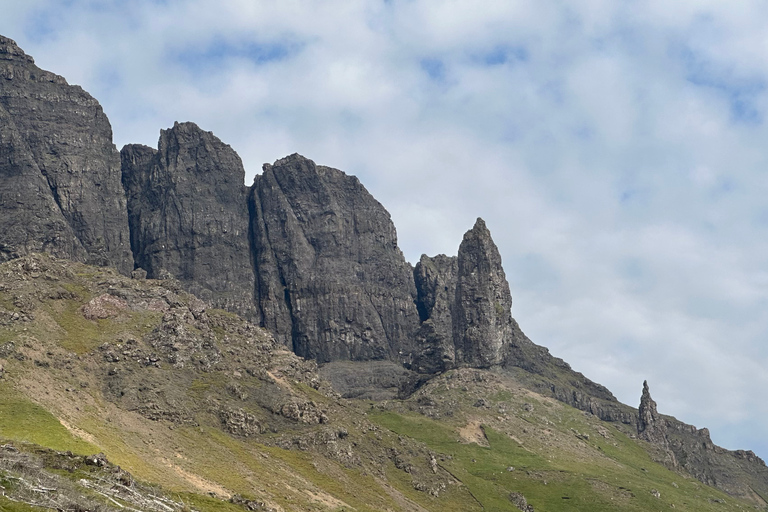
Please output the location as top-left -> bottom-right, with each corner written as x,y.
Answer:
638,380 -> 677,468
638,380 -> 662,438
413,218 -> 514,370
454,218 -> 514,368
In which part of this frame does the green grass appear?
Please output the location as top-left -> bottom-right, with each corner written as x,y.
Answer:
0,494 -> 47,512
0,292 -> 17,313
382,458 -> 482,512
197,425 -> 478,512
371,412 -> 549,510
0,382 -> 97,455
175,493 -> 245,512
369,409 -> 749,512
47,299 -> 161,355
0,328 -> 16,346
204,428 -> 388,511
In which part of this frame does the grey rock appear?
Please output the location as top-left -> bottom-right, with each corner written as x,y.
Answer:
0,36 -> 133,273
219,407 -> 263,437
412,219 -> 519,370
413,254 -> 457,373
278,400 -> 328,424
509,491 -> 535,511
131,268 -> 147,280
250,154 -> 420,362
121,122 -> 256,320
454,218 -> 513,368
0,101 -> 86,263
230,495 -> 272,511
3,35 -> 768,505
638,380 -> 667,444
318,360 -> 417,400
638,380 -> 677,468
411,220 -> 627,419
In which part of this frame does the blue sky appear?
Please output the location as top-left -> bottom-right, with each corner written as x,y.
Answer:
2,0 -> 768,462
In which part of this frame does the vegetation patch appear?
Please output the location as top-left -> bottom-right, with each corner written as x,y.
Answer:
369,408 -> 748,511
0,383 -> 97,455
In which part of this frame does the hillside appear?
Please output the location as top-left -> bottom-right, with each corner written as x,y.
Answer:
0,254 -> 765,511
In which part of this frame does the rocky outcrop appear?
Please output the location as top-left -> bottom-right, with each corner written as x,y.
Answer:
454,218 -> 514,368
411,220 -> 624,415
249,154 -> 420,362
412,254 -> 458,373
0,36 -> 133,274
121,122 -> 256,320
637,380 -> 677,468
412,219 -> 516,371
3,34 -> 768,508
636,381 -> 768,503
0,103 -> 86,263
638,380 -> 668,444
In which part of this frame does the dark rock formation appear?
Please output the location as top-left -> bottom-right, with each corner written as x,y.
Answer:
2,34 -> 768,506
319,360 -> 417,400
0,36 -> 132,273
637,380 -> 677,468
454,218 -> 513,368
413,254 -> 458,373
249,154 -> 420,362
0,103 -> 86,263
509,492 -> 535,512
412,219 -> 515,371
121,122 -> 256,320
412,219 -> 623,420
636,382 -> 768,503
638,380 -> 667,444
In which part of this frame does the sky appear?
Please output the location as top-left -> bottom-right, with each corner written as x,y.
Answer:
2,0 -> 768,462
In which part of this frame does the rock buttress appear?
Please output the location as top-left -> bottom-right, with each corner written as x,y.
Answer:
0,35 -> 133,273
120,122 -> 256,320
413,218 -> 624,422
412,254 -> 458,373
250,154 -> 420,362
639,381 -> 768,504
0,102 -> 86,262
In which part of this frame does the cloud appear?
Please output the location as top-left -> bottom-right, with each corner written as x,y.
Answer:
2,0 -> 768,461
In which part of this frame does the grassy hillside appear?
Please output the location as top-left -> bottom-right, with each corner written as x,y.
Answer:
0,254 -> 763,511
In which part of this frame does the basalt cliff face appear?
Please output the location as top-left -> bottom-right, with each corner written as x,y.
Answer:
0,36 -> 133,273
1,35 -> 767,507
121,122 -> 256,320
250,154 -> 420,362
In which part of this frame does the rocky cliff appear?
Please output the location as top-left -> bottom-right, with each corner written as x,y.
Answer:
250,154 -> 420,361
0,36 -> 132,274
636,381 -> 768,503
121,122 -> 256,320
0,34 -> 610,384
413,253 -> 458,373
